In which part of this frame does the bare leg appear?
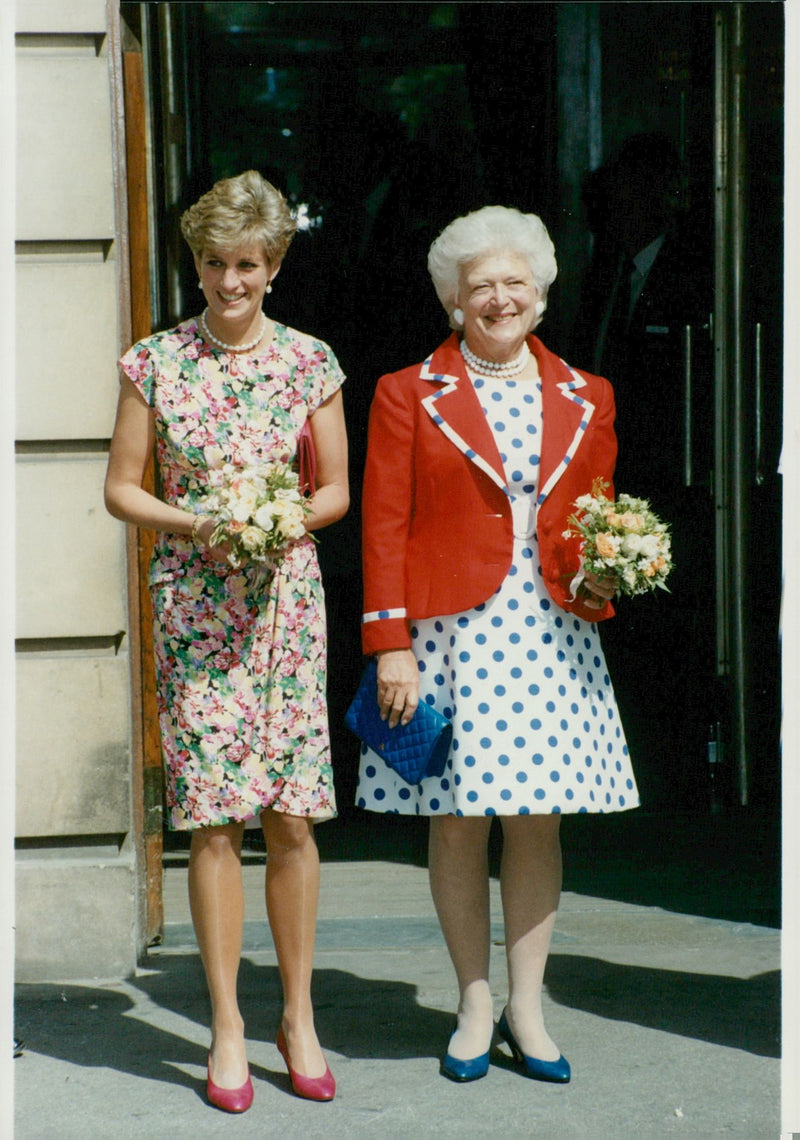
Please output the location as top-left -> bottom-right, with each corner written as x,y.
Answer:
188,821 -> 248,1088
261,808 -> 326,1078
499,814 -> 563,1061
428,815 -> 494,1059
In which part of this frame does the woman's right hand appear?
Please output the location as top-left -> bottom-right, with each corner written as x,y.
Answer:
194,517 -> 233,564
376,649 -> 420,728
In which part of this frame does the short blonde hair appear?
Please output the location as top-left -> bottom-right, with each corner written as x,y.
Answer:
180,170 -> 297,266
427,205 -> 558,330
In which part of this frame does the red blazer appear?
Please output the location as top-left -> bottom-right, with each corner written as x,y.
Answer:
361,334 -> 617,655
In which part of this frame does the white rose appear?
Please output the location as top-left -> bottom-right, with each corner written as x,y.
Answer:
239,525 -> 265,552
639,534 -> 661,559
276,504 -> 306,539
621,533 -> 644,557
231,485 -> 260,522
254,504 -> 275,531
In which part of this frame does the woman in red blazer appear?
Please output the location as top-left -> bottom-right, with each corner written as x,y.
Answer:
357,207 -> 639,1085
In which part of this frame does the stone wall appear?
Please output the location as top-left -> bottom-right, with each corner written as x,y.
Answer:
15,0 -> 139,981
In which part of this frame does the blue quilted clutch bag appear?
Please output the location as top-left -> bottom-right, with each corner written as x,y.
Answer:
345,658 -> 452,784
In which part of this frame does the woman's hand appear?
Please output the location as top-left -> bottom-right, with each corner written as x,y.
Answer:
581,568 -> 618,609
194,517 -> 232,564
376,649 -> 419,728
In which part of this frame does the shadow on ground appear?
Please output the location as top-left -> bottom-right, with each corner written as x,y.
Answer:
15,935 -> 779,1096
169,806 -> 779,928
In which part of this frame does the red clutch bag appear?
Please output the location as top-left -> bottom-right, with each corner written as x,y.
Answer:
298,419 -> 317,495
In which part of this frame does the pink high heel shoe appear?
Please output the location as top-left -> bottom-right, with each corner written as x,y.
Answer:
276,1026 -> 336,1102
206,1059 -> 254,1113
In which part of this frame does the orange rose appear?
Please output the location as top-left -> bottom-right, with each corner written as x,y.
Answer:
595,532 -> 617,558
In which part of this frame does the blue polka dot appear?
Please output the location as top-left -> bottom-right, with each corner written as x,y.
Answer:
482,772 -> 494,784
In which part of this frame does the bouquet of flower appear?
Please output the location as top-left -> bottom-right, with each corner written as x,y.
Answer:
564,478 -> 673,597
206,463 -> 311,568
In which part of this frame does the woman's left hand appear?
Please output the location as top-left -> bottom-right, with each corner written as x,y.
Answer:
376,649 -> 420,728
581,568 -> 618,609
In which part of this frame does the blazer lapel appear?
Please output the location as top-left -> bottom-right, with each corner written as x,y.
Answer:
535,340 -> 597,506
419,336 -> 508,494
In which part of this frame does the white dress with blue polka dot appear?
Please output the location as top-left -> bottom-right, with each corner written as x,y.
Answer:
355,372 -> 639,817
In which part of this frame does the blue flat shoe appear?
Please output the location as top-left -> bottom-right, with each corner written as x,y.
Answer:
440,1031 -> 490,1083
497,1009 -> 571,1083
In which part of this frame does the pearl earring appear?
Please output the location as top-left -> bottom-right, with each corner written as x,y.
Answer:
266,283 -> 273,294
453,307 -> 464,326
535,300 -> 545,316
198,281 -> 203,289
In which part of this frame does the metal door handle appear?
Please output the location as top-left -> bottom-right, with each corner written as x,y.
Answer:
682,324 -> 693,487
754,322 -> 764,486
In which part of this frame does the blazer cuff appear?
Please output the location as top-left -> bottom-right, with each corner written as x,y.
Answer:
361,613 -> 412,655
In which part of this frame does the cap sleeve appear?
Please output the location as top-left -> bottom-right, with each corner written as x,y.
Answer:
310,340 -> 345,411
118,341 -> 156,407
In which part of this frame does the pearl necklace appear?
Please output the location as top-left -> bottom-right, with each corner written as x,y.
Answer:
460,339 -> 530,378
199,308 -> 267,353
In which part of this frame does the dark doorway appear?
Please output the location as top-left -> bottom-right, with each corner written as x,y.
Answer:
137,2 -> 783,840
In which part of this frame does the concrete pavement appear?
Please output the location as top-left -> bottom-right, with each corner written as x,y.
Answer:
14,811 -> 780,1137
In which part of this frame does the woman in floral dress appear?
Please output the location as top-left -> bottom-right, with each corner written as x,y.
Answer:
105,171 -> 348,1111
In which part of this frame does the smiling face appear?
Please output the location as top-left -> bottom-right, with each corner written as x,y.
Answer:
458,249 -> 540,362
195,243 -> 275,336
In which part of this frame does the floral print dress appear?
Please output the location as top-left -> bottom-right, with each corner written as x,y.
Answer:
120,319 -> 344,830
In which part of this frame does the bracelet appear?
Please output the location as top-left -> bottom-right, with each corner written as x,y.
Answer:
191,515 -> 206,544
